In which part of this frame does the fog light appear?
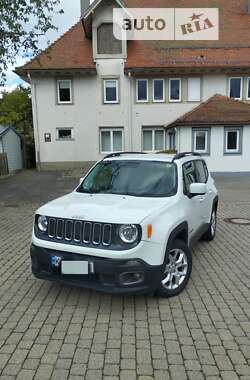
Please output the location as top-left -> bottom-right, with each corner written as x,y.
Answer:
119,272 -> 144,286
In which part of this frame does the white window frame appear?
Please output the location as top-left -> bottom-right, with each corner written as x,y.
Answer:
169,78 -> 182,102
56,127 -> 74,141
100,128 -> 124,154
225,129 -> 240,153
247,77 -> 250,100
193,130 -> 209,154
228,77 -> 243,100
103,79 -> 119,104
136,79 -> 149,103
57,80 -> 72,104
153,79 -> 165,103
142,128 -> 165,152
188,77 -> 201,102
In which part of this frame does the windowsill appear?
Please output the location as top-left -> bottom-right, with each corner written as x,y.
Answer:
57,102 -> 73,106
169,99 -> 182,103
153,100 -> 165,103
103,102 -> 119,105
136,100 -> 149,103
224,151 -> 242,155
56,139 -> 75,142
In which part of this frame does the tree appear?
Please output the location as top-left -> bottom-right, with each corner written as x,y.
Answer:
0,0 -> 63,83
0,86 -> 33,142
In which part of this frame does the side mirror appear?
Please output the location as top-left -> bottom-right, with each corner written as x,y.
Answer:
189,183 -> 207,196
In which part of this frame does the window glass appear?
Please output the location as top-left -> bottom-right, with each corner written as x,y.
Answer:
155,130 -> 164,150
57,129 -> 72,140
143,130 -> 153,151
183,161 -> 196,194
188,78 -> 201,102
137,80 -> 148,101
183,161 -> 197,194
97,23 -> 122,54
58,80 -> 71,103
101,131 -> 111,152
195,160 -> 207,183
100,129 -> 123,153
227,131 -> 238,150
195,131 -> 206,151
153,79 -> 164,101
113,130 -> 123,151
105,80 -> 118,103
229,78 -> 242,99
78,160 -> 178,198
248,78 -> 250,99
169,79 -> 181,101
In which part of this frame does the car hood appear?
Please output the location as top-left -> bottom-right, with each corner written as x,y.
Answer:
37,191 -> 174,224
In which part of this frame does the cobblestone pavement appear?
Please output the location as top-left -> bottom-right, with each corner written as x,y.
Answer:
0,172 -> 250,379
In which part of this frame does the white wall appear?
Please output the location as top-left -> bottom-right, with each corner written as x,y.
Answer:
179,125 -> 250,173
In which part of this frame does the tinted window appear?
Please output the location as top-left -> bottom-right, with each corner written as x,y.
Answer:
183,161 -> 197,194
195,160 -> 207,183
78,160 -> 177,198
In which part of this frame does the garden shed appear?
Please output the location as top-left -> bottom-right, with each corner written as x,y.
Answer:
0,125 -> 23,174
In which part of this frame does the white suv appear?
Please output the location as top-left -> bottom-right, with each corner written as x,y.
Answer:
31,152 -> 218,297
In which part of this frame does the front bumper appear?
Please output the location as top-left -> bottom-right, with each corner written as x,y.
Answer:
31,244 -> 163,295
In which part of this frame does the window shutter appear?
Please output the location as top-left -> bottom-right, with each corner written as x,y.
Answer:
188,78 -> 201,102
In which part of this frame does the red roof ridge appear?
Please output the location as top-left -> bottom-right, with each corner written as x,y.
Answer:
21,20 -> 82,69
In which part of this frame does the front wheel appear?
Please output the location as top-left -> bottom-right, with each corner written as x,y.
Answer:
202,208 -> 217,241
157,239 -> 192,298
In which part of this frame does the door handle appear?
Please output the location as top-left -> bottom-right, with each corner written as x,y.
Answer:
199,197 -> 205,202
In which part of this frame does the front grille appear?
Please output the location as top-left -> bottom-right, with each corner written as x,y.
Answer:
47,218 -> 112,247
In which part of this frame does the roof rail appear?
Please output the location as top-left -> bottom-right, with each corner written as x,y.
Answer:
103,152 -> 147,160
172,152 -> 202,162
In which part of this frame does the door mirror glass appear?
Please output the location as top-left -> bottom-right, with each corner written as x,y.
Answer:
189,183 -> 207,195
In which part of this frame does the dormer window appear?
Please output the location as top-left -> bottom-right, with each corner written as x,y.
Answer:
97,23 -> 122,55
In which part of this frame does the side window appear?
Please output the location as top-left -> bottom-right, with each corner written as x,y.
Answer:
195,160 -> 207,183
183,161 -> 197,194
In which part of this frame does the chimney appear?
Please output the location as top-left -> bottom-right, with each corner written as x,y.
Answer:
81,0 -> 90,15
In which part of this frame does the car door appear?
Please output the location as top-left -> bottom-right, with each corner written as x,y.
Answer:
194,160 -> 211,224
182,160 -> 204,239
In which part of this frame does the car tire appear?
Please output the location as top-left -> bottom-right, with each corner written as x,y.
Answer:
157,239 -> 192,298
202,208 -> 217,242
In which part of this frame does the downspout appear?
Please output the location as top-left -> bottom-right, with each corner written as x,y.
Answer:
29,72 -> 41,170
128,71 -> 133,150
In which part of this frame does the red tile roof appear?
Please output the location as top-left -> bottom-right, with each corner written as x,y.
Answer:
16,21 -> 95,72
16,0 -> 250,73
166,94 -> 250,128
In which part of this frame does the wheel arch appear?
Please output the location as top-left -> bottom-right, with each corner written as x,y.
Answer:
166,222 -> 188,253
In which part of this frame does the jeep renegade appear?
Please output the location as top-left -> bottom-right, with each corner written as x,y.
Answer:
31,152 -> 218,297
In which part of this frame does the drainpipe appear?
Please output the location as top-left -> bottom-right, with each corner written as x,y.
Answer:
128,71 -> 133,150
29,73 -> 41,171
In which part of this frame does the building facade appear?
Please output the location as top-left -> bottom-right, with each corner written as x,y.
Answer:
16,0 -> 250,172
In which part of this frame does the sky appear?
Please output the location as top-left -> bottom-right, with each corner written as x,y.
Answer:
3,0 -> 81,92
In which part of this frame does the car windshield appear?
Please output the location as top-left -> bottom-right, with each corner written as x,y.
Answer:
77,160 -> 177,197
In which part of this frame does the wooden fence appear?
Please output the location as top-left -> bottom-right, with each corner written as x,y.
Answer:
0,153 -> 9,176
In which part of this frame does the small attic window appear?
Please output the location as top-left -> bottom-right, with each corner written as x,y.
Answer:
97,23 -> 122,55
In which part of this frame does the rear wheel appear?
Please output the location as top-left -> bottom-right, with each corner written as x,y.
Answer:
202,208 -> 217,241
157,239 -> 192,298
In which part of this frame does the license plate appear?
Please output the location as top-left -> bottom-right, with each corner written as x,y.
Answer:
61,261 -> 89,275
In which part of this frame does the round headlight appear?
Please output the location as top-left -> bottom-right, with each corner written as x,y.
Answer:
38,215 -> 48,232
119,224 -> 138,244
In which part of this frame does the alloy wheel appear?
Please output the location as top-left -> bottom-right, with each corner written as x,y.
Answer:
161,248 -> 188,290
